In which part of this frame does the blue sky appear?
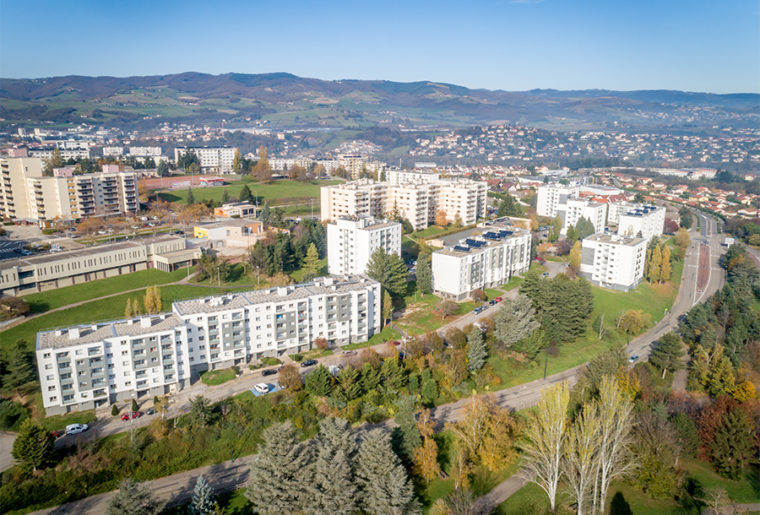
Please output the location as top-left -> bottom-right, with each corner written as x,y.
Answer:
1,0 -> 758,93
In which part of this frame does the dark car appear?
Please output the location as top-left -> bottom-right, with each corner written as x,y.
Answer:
300,359 -> 318,368
261,369 -> 277,376
489,299 -> 496,305
145,408 -> 155,415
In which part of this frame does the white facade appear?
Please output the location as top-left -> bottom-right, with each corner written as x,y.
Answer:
617,205 -> 666,240
175,147 -> 237,174
580,234 -> 647,291
536,184 -> 580,218
321,178 -> 487,231
386,169 -> 441,185
432,224 -> 531,301
327,217 -> 402,275
36,275 -> 382,415
560,199 -> 607,235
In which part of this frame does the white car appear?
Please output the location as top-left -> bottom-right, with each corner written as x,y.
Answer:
65,423 -> 88,435
253,383 -> 271,394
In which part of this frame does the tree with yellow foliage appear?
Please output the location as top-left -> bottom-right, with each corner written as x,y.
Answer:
435,209 -> 448,227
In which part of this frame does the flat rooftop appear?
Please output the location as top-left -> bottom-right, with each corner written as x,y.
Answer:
584,233 -> 645,246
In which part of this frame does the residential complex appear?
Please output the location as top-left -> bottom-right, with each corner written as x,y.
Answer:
0,156 -> 137,222
561,199 -> 607,235
36,275 -> 381,415
580,233 -> 647,291
0,236 -> 195,296
174,147 -> 237,174
617,204 -> 666,240
327,217 -> 402,275
432,220 -> 531,300
536,184 -> 580,218
320,178 -> 487,231
386,169 -> 441,185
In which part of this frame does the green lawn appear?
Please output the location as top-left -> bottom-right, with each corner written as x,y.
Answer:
394,292 -> 477,336
201,367 -> 239,386
411,226 -> 448,239
342,325 -> 402,350
485,288 -> 503,300
24,268 -> 189,314
290,258 -> 328,283
156,179 -> 342,207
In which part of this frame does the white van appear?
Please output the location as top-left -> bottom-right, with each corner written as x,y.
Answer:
65,423 -> 88,435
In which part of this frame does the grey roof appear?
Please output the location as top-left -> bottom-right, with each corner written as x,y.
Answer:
436,222 -> 529,248
583,233 -> 646,246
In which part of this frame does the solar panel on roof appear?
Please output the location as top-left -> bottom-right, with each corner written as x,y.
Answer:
465,239 -> 485,248
483,231 -> 499,240
497,230 -> 508,237
454,245 -> 470,252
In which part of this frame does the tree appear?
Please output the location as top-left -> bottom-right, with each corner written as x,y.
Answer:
111,404 -> 120,416
711,408 -> 753,479
2,339 -> 35,394
240,184 -> 253,203
453,213 -> 463,227
675,227 -> 691,259
0,296 -> 29,317
156,160 -> 169,177
44,147 -> 64,175
416,256 -> 432,294
549,216 -> 562,242
521,382 -> 569,513
131,398 -> 139,413
107,479 -> 163,515
493,294 -> 540,350
366,248 -> 408,297
232,149 -> 242,173
467,327 -> 487,373
143,286 -> 162,314
647,244 -> 662,283
125,297 -> 134,318
189,475 -> 217,515
566,225 -> 579,244
631,411 -> 682,499
221,189 -> 230,204
382,289 -> 393,324
575,216 -> 596,240
437,299 -> 458,320
569,240 -> 582,274
307,440 -> 357,514
246,422 -> 311,514
648,332 -> 685,378
186,187 -> 196,205
413,436 -> 441,483
336,366 -> 361,401
616,309 -> 651,340
190,396 -> 212,426
12,419 -> 55,472
497,193 -> 522,217
563,400 -> 599,515
393,396 -> 422,462
679,207 -> 693,229
279,363 -> 303,391
305,365 -> 332,397
433,209 -> 448,227
302,243 -> 321,281
470,288 -> 486,302
356,429 -> 419,514
660,244 -> 672,282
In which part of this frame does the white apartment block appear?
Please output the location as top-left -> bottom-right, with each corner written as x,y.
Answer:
536,184 -> 580,218
0,157 -> 137,222
175,147 -> 237,174
102,146 -> 125,157
386,169 -> 441,185
30,146 -> 91,161
580,234 -> 647,291
321,178 -> 487,231
617,204 -> 666,241
36,275 -> 381,415
560,199 -> 607,235
432,222 -> 531,301
327,217 -> 402,275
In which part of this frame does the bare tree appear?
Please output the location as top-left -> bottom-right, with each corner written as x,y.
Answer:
520,381 -> 569,513
562,403 -> 599,515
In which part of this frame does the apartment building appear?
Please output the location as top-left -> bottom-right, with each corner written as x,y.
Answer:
30,145 -> 90,161
320,178 -> 487,231
174,147 -> 237,174
432,221 -> 531,300
0,157 -> 43,220
36,275 -> 381,415
617,204 -> 666,240
0,236 -> 193,296
327,217 -> 402,275
580,233 -> 647,291
561,199 -> 607,235
536,184 -> 580,218
386,169 -> 441,185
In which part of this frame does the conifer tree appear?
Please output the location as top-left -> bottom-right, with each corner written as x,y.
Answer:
186,188 -> 195,205
381,357 -> 407,390
711,408 -> 753,479
189,475 -> 217,515
304,365 -> 332,397
302,243 -> 321,281
467,326 -> 487,373
393,396 -> 422,462
336,366 -> 362,401
240,183 -> 253,203
416,256 -> 432,294
246,422 -> 311,514
12,418 -> 55,472
3,340 -> 35,394
356,429 -> 420,514
382,289 -> 393,324
648,332 -> 685,378
107,479 -> 163,515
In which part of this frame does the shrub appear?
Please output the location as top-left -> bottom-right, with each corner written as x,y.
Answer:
0,399 -> 29,430
111,404 -> 120,416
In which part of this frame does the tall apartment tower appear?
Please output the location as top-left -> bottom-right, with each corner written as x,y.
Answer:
536,184 -> 580,218
327,217 -> 402,275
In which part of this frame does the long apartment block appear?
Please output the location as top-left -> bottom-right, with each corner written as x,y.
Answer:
320,178 -> 487,231
36,275 -> 381,415
432,220 -> 531,301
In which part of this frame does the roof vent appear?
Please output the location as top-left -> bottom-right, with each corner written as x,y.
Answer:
69,327 -> 80,340
141,317 -> 152,328
277,287 -> 288,296
55,329 -> 62,336
91,324 -> 98,331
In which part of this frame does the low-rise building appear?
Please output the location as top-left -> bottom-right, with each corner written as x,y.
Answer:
213,202 -> 257,218
432,221 -> 531,300
580,233 -> 647,291
36,275 -> 382,415
193,219 -> 265,247
327,217 -> 402,275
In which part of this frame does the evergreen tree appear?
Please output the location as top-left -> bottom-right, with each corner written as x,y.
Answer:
107,479 -> 163,515
305,365 -> 333,397
360,363 -> 381,392
493,294 -> 540,350
240,184 -> 253,203
416,256 -> 432,294
497,193 -> 522,217
302,243 -> 321,281
189,475 -> 217,515
3,340 -> 35,394
661,244 -> 672,282
711,408 -> 753,479
467,326 -> 487,373
156,160 -> 169,177
246,422 -> 311,514
381,357 -> 407,391
306,446 -> 357,515
575,216 -> 596,239
393,396 -> 422,462
356,429 -> 420,514
421,378 -> 438,405
12,418 -> 55,472
336,366 -> 362,401
186,187 -> 195,205
566,225 -> 579,244
260,201 -> 270,225
648,332 -> 685,378
221,189 -> 230,204
316,417 -> 357,462
366,248 -> 407,297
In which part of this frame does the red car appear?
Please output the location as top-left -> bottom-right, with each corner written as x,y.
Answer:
51,429 -> 65,439
391,340 -> 401,346
121,411 -> 141,421
494,296 -> 503,302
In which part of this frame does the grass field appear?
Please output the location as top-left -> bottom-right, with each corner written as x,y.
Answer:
342,325 -> 402,350
23,268 -> 189,314
411,225 -> 448,239
394,292 -> 477,336
201,367 -> 238,386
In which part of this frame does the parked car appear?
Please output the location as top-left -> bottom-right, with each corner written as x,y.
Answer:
489,299 -> 497,305
121,411 -> 140,421
65,423 -> 88,435
629,355 -> 639,363
494,296 -> 503,302
261,369 -> 277,376
342,350 -> 357,356
51,429 -> 65,439
253,383 -> 271,394
145,408 -> 155,415
300,359 -> 318,368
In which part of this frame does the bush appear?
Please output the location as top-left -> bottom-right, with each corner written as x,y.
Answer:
291,353 -> 304,362
111,404 -> 120,416
260,357 -> 281,366
0,399 -> 29,430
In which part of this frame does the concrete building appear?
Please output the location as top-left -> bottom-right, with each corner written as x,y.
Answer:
432,221 -> 531,300
213,202 -> 257,218
174,147 -> 237,174
327,217 -> 402,275
561,199 -> 607,235
617,204 -> 666,240
386,169 -> 441,185
0,236 -> 195,296
30,144 -> 90,161
36,275 -> 381,415
536,184 -> 580,218
0,157 -> 137,222
320,178 -> 487,231
193,219 -> 266,248
580,233 -> 647,291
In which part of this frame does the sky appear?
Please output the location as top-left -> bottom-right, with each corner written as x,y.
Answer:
1,0 -> 758,93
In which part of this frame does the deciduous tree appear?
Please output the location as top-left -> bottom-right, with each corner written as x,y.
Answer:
569,241 -> 582,274
435,209 -> 448,227
493,294 -> 540,350
437,299 -> 458,320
